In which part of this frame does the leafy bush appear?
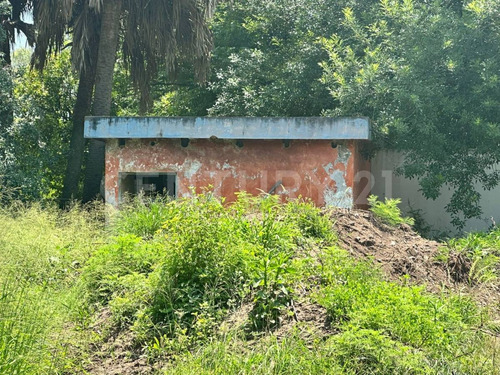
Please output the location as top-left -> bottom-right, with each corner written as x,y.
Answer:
167,326 -> 480,375
368,195 -> 415,227
286,199 -> 336,243
81,194 -> 335,341
80,234 -> 162,305
242,196 -> 299,330
148,194 -> 250,337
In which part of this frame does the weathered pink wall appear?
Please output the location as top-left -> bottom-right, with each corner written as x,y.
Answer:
105,138 -> 370,207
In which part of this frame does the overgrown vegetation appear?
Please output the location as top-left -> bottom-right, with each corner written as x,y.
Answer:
1,195 -> 499,374
82,194 -> 333,342
0,203 -> 104,374
368,195 -> 415,227
443,226 -> 500,285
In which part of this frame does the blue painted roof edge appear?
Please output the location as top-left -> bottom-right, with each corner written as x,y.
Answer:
84,116 -> 371,140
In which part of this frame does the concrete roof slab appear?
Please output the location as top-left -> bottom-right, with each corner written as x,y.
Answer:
84,116 -> 371,140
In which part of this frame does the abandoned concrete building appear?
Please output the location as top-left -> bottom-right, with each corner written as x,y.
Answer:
84,117 -> 371,208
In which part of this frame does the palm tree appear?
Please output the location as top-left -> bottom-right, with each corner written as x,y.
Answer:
0,0 -> 35,67
1,0 -> 36,135
31,0 -> 101,206
83,0 -> 217,202
31,0 -> 217,204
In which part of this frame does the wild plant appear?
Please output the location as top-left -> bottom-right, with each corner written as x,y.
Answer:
368,195 -> 415,227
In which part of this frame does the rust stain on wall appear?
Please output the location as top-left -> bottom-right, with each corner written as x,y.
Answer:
105,139 -> 370,207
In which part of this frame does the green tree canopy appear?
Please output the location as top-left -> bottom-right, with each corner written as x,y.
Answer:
207,0 -> 345,116
1,49 -> 77,200
320,0 -> 500,228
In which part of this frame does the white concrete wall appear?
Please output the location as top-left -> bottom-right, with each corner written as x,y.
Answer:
371,151 -> 500,235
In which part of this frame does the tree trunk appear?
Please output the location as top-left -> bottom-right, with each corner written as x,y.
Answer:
60,62 -> 97,207
1,33 -> 11,66
82,0 -> 122,203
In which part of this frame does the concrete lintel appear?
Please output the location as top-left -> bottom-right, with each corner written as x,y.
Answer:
84,116 -> 371,140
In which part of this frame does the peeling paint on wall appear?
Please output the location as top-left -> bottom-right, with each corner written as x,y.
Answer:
183,160 -> 202,179
324,186 -> 354,209
104,139 -> 369,208
321,144 -> 354,209
336,145 -> 352,165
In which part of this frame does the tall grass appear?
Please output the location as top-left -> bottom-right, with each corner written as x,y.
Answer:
0,203 -> 104,374
0,276 -> 48,374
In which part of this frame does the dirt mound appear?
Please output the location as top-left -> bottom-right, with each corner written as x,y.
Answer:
331,209 -> 453,290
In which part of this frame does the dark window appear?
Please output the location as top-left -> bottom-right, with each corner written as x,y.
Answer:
119,173 -> 176,201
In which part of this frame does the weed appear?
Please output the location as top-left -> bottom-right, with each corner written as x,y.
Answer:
3,194 -> 498,374
112,194 -> 174,239
0,277 -> 48,374
0,203 -> 104,374
446,227 -> 500,284
368,195 -> 415,227
315,247 -> 494,372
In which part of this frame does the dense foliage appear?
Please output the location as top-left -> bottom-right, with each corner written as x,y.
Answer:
206,0 -> 339,116
1,50 -> 77,200
320,0 -> 500,228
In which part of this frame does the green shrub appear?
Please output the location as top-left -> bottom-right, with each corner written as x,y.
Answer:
84,194 -> 328,341
108,272 -> 152,328
238,195 -> 300,330
368,195 -> 415,227
144,194 -> 313,335
286,199 -> 336,243
148,194 -> 250,337
167,329 -> 430,374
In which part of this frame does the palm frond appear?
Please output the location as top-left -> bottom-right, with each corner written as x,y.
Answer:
121,0 -> 218,111
31,0 -> 73,70
70,0 -> 100,73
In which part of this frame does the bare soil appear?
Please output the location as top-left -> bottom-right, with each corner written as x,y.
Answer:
331,209 -> 452,290
85,309 -> 161,375
331,209 -> 500,309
